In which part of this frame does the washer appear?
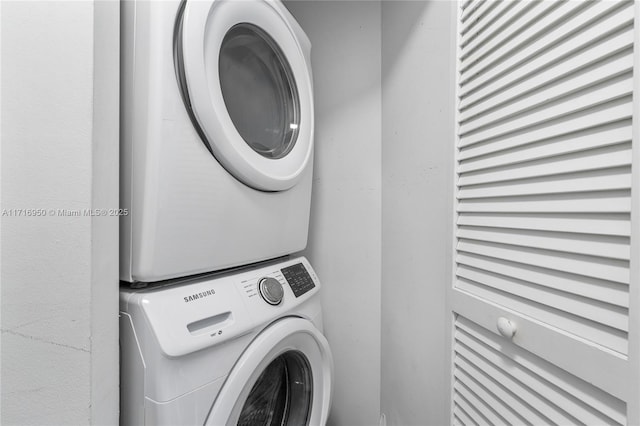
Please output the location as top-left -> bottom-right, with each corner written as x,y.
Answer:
120,257 -> 333,425
120,0 -> 315,283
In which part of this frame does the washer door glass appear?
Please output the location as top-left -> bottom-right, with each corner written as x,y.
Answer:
237,350 -> 312,426
219,24 -> 300,160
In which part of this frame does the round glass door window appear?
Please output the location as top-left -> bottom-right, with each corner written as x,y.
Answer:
237,351 -> 313,425
219,24 -> 300,160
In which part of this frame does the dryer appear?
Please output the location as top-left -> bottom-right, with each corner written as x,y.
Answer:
119,257 -> 333,425
121,0 -> 315,283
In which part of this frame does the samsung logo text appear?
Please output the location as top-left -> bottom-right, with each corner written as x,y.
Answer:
184,289 -> 216,303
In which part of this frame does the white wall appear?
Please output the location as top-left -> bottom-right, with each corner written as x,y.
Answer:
0,2 -> 119,424
381,2 -> 455,425
284,2 -> 382,425
287,2 -> 455,425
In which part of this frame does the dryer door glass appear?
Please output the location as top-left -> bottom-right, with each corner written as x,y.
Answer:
219,24 -> 300,160
237,350 -> 312,426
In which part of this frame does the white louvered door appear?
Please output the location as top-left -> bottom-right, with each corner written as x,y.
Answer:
451,1 -> 640,424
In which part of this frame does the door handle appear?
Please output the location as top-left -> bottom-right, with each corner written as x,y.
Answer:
497,317 -> 517,339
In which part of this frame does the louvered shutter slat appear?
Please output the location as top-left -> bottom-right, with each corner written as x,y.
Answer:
459,123 -> 632,173
456,252 -> 629,308
459,2 -> 633,96
460,1 -> 584,77
456,264 -> 628,331
457,190 -> 631,213
454,316 -> 625,420
458,167 -> 631,199
454,355 -> 551,425
460,45 -> 634,123
454,380 -> 508,425
461,1 -> 543,58
457,212 -> 630,237
458,101 -> 633,160
459,143 -> 631,187
453,393 -> 488,425
457,226 -> 630,260
460,57 -> 633,134
457,239 -> 629,284
459,0 -> 499,40
453,404 -> 477,426
459,78 -> 633,146
453,365 -> 528,425
460,0 -> 487,25
453,316 -> 627,425
460,1 -> 517,50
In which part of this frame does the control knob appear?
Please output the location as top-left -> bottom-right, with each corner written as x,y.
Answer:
258,277 -> 284,305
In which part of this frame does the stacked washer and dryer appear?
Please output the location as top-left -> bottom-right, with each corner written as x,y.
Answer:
118,0 -> 333,424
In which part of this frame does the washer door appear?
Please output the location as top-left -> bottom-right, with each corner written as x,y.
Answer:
177,0 -> 313,191
205,318 -> 333,425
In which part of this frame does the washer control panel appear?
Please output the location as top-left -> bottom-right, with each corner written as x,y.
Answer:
281,262 -> 316,298
237,258 -> 319,308
122,257 -> 321,358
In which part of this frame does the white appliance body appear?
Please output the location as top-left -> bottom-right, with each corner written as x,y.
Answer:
121,0 -> 315,283
120,257 -> 333,425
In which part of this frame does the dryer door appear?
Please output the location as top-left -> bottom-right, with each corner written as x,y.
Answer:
177,0 -> 313,192
205,318 -> 333,426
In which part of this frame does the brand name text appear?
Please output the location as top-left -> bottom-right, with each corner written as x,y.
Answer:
184,289 -> 216,303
